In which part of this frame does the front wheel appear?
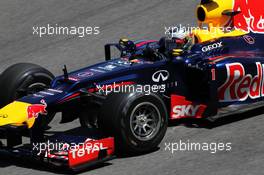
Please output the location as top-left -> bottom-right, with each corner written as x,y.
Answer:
99,92 -> 168,154
0,63 -> 55,128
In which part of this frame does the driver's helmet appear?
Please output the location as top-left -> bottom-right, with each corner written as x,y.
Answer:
171,28 -> 186,39
170,28 -> 187,46
162,28 -> 187,53
165,28 -> 194,54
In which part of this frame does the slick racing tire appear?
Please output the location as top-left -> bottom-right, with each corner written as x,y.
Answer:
99,92 -> 168,154
0,63 -> 55,128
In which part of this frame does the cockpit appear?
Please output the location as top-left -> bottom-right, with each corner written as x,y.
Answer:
104,0 -> 250,62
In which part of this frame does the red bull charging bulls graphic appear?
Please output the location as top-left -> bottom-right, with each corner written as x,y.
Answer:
233,0 -> 264,33
27,99 -> 47,119
218,62 -> 264,102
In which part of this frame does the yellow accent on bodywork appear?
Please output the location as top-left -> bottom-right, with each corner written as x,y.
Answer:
0,101 -> 35,128
196,0 -> 234,28
194,0 -> 249,43
192,28 -> 248,43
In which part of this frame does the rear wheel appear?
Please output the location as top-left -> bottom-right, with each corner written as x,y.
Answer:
98,92 -> 168,154
0,63 -> 55,128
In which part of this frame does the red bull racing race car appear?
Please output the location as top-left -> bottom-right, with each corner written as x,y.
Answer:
0,0 -> 263,172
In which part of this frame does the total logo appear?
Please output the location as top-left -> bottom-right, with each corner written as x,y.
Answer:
202,42 -> 223,52
218,62 -> 264,102
152,70 -> 169,82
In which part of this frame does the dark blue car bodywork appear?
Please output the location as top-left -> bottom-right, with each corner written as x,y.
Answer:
0,32 -> 263,171
16,32 -> 263,122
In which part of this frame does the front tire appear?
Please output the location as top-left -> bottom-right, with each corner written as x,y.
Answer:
0,63 -> 55,128
99,92 -> 168,154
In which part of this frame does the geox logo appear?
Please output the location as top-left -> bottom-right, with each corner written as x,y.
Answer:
202,42 -> 223,52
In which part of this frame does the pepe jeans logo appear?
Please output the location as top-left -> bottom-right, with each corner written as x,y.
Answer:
152,70 -> 170,82
77,72 -> 94,77
243,35 -> 255,45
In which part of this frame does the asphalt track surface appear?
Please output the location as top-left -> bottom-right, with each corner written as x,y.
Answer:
0,0 -> 263,175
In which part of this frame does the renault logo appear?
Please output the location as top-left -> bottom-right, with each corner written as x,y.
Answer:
152,70 -> 169,82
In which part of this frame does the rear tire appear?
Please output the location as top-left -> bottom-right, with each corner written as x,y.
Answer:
98,92 -> 168,154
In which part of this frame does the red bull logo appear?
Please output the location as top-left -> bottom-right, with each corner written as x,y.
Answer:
233,0 -> 264,33
218,62 -> 264,102
27,99 -> 47,119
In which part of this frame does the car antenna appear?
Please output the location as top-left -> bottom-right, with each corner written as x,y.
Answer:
63,65 -> 69,80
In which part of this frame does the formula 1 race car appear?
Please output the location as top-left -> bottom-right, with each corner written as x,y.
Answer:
0,0 -> 263,172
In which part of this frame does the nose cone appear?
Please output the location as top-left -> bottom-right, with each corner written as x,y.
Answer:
0,101 -> 35,128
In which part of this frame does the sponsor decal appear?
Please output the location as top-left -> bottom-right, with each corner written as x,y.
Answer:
77,71 -> 94,77
90,68 -> 105,73
27,99 -> 47,119
211,68 -> 216,81
152,70 -> 170,82
112,60 -> 131,66
173,105 -> 200,118
69,142 -> 107,159
47,89 -> 63,93
98,64 -> 116,71
69,77 -> 79,81
68,137 -> 114,167
218,62 -> 264,102
171,95 -> 206,119
233,0 -> 264,33
243,35 -> 255,45
39,91 -> 54,96
201,42 -> 223,52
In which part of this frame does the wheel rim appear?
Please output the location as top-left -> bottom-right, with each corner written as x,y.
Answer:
130,102 -> 161,141
27,82 -> 46,94
15,82 -> 46,98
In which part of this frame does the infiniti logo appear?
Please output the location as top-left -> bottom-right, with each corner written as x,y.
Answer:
152,70 -> 170,82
